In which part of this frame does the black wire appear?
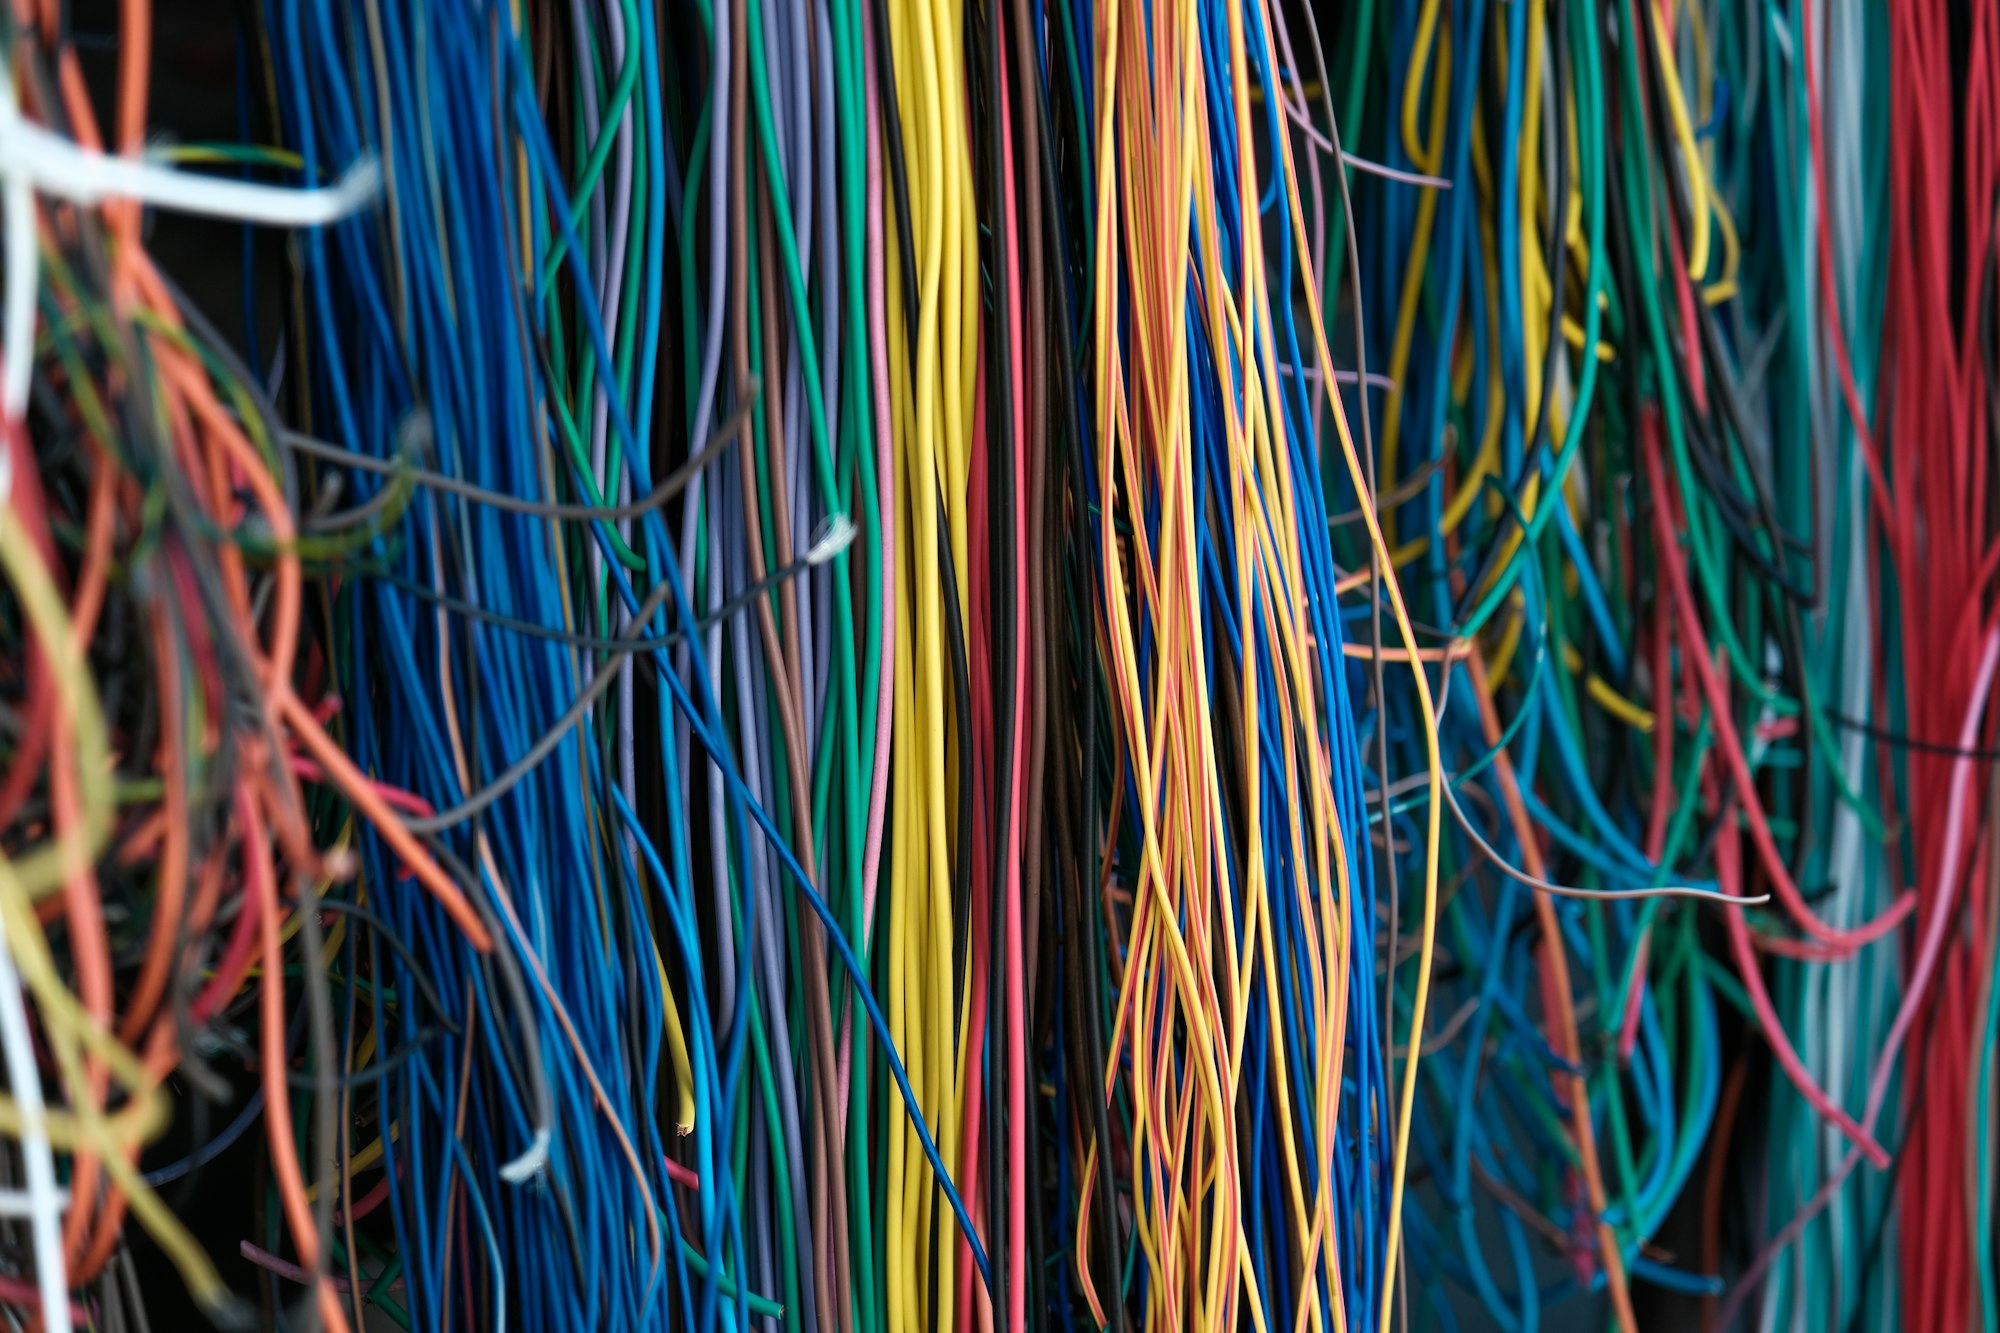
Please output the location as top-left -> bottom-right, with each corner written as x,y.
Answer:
414,835 -> 564,1235
1526,0 -> 1571,505
312,895 -> 463,1034
353,544 -> 829,654
218,1017 -> 441,1092
1030,2 -> 1123,1318
153,266 -> 300,514
942,507 -> 976,1012
872,0 -> 921,345
400,580 -> 675,833
1694,297 -> 1811,572
276,387 -> 756,522
1633,3 -> 1815,620
1673,392 -> 1818,602
1822,707 -> 2000,761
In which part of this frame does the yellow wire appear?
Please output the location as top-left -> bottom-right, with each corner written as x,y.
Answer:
1646,0 -> 1716,283
0,520 -> 223,1308
882,0 -> 971,1319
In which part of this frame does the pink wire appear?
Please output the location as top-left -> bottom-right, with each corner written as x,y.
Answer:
862,0 -> 895,934
241,1241 -> 382,1295
663,1156 -> 702,1193
1338,152 -> 1453,190
1855,626 -> 2000,1136
954,370 -> 996,1333
0,1273 -> 87,1323
334,1176 -> 391,1227
289,756 -> 436,818
1719,846 -> 1886,1165
998,31 -> 1031,1329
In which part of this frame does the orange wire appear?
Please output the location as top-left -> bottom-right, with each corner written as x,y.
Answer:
246,789 -> 352,1333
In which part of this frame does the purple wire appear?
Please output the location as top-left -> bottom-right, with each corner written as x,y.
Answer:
680,0 -> 736,1032
721,472 -> 820,1333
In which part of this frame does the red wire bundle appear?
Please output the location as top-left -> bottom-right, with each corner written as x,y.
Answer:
1879,0 -> 2000,1323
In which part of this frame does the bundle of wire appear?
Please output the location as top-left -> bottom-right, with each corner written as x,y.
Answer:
2,0 -> 1998,1329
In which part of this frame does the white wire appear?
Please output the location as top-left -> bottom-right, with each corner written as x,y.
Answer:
1439,774 -> 1773,906
0,65 -> 38,425
0,908 -> 69,1333
0,72 -> 70,1333
1814,0 -> 1873,1321
0,1185 -> 70,1216
806,513 -> 858,565
0,122 -> 381,228
497,1126 -> 549,1185
0,61 -> 378,425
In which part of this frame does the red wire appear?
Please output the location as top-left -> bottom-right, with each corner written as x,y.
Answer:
1641,413 -> 1890,1163
1874,0 -> 2000,1313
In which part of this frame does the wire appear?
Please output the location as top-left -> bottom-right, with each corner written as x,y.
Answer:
6,0 -> 1994,1328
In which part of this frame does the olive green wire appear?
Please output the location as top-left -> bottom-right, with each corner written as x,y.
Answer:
1451,0 -> 1608,643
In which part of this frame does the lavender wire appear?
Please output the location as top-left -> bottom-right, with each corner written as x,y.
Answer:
722,471 -> 820,1333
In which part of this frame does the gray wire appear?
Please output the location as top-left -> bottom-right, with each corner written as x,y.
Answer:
1440,772 -> 1772,906
118,1248 -> 152,1333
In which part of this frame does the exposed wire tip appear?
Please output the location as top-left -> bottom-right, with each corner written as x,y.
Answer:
807,514 -> 858,565
200,1292 -> 259,1332
500,1126 -> 552,1184
396,407 -> 437,461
